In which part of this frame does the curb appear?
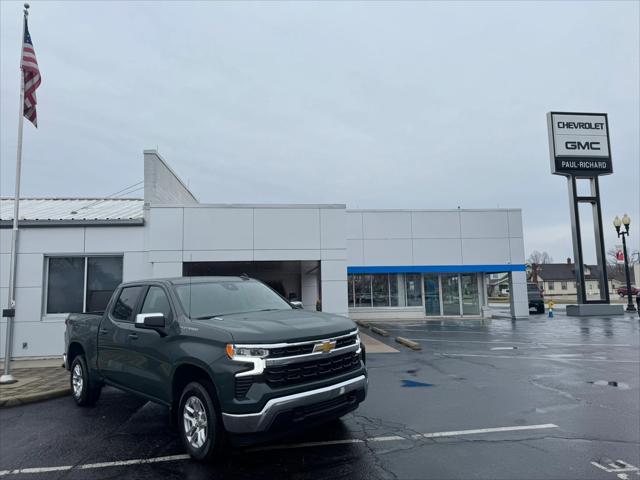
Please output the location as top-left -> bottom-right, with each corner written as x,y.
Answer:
0,387 -> 70,408
395,337 -> 422,351
370,326 -> 390,337
355,320 -> 370,329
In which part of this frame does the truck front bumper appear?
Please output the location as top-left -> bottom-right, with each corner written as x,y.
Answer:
221,374 -> 367,434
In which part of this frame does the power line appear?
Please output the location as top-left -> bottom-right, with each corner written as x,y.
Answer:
79,181 -> 143,210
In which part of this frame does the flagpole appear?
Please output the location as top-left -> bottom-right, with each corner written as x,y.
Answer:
1,4 -> 29,385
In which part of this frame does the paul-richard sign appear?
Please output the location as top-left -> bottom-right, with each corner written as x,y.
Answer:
547,112 -> 612,176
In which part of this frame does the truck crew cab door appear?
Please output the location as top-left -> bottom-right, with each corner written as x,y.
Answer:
126,285 -> 175,403
97,285 -> 145,387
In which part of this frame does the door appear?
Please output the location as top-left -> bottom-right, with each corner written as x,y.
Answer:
441,274 -> 461,316
423,274 -> 441,316
461,274 -> 480,316
97,285 -> 144,386
125,285 -> 175,402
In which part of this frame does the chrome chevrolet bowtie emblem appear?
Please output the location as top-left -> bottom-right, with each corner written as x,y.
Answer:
314,340 -> 336,354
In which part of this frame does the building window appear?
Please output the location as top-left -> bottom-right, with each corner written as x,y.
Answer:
372,274 -> 390,307
405,274 -> 423,306
389,274 -> 400,306
46,256 -> 123,314
353,274 -> 372,307
561,281 -> 567,290
548,281 -> 554,291
348,275 -> 354,307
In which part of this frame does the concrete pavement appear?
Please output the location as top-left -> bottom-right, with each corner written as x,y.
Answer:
0,358 -> 68,408
0,310 -> 638,479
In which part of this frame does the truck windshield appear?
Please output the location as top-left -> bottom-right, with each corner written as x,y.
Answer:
174,280 -> 292,319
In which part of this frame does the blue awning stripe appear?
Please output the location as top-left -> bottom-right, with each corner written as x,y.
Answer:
347,264 -> 526,274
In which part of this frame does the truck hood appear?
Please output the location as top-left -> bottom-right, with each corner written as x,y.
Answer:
204,309 -> 357,344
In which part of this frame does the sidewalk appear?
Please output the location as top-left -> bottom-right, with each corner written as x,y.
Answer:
0,358 -> 69,408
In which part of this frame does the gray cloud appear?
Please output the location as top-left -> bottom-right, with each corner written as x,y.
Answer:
1,1 -> 638,261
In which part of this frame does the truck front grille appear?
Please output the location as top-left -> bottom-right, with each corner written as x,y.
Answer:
334,334 -> 357,349
264,351 -> 360,388
269,344 -> 314,358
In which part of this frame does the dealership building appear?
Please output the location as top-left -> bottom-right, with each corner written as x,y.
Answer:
1,151 -> 527,358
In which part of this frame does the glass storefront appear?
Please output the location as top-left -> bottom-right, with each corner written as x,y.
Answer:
352,273 -> 406,308
441,273 -> 461,316
348,272 -> 481,317
423,274 -> 440,316
405,274 -> 422,306
372,274 -> 390,307
353,274 -> 372,307
461,273 -> 480,315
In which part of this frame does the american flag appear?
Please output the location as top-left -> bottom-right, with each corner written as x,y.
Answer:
21,17 -> 41,127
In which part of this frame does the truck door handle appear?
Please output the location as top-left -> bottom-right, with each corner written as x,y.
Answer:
128,333 -> 138,340
99,328 -> 108,335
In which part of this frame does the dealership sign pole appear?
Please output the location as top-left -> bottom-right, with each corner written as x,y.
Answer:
547,111 -> 621,316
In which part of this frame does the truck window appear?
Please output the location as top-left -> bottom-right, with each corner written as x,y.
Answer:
140,286 -> 172,320
111,286 -> 143,322
175,280 -> 291,319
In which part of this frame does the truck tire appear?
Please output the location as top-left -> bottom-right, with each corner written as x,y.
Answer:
178,380 -> 225,462
70,355 -> 101,407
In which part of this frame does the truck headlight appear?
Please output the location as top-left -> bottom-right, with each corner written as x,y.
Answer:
226,344 -> 269,359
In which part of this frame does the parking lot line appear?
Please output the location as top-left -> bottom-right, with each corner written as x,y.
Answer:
407,338 -> 634,347
409,424 -> 559,439
0,424 -> 559,475
0,454 -> 191,476
438,353 -> 638,363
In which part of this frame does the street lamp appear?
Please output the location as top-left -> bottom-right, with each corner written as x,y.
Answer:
613,214 -> 636,312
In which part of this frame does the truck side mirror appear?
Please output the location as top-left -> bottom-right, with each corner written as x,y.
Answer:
290,301 -> 304,309
135,313 -> 167,335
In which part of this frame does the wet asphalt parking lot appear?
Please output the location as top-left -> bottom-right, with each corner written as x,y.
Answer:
1,310 -> 639,480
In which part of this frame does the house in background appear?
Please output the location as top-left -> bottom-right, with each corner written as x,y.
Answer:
537,261 -> 603,300
536,260 -> 634,301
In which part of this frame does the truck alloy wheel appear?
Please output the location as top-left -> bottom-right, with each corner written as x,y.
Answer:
69,355 -> 101,406
183,396 -> 208,449
178,381 -> 224,461
72,363 -> 84,399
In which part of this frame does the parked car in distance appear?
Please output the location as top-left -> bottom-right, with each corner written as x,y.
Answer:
527,283 -> 545,314
64,276 -> 367,462
617,285 -> 639,297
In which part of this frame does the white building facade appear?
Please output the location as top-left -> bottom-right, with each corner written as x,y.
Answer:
0,151 -> 527,358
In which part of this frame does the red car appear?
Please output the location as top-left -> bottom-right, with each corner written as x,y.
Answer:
617,286 -> 640,297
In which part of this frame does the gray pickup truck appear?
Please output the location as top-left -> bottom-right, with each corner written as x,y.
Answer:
64,276 -> 367,461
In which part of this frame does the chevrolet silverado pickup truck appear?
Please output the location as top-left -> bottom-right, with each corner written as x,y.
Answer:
64,276 -> 367,461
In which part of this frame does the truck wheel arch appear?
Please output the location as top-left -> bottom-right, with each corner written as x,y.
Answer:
171,363 -> 222,414
67,342 -> 85,370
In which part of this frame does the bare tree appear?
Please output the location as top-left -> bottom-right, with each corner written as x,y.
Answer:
527,250 -> 553,265
526,251 -> 553,283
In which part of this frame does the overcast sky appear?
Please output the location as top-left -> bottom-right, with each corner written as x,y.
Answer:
1,1 -> 638,262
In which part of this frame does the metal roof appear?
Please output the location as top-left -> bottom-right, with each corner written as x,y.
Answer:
0,198 -> 144,222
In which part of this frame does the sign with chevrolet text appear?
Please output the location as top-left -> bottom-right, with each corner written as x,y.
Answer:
547,112 -> 612,176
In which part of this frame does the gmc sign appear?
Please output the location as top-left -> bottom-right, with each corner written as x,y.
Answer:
547,112 -> 612,176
